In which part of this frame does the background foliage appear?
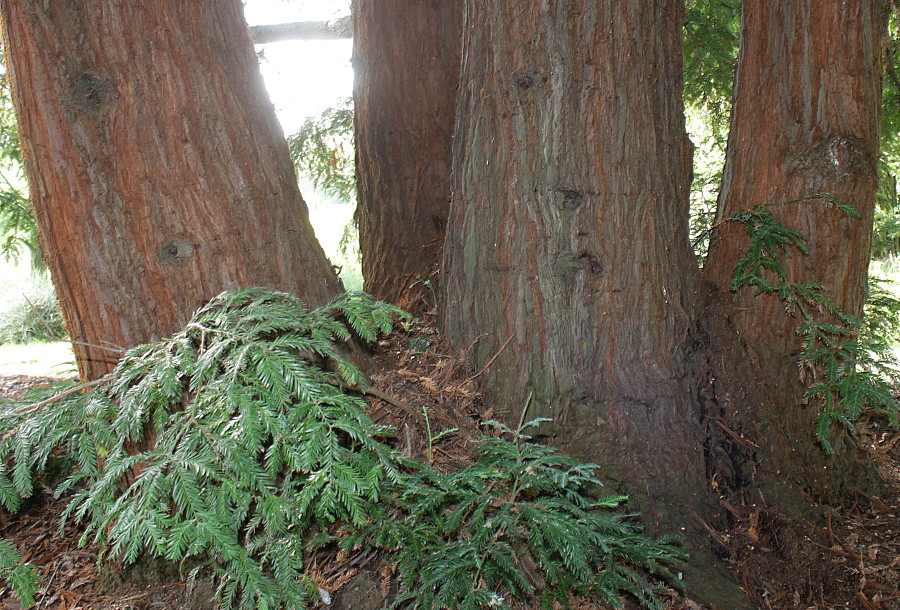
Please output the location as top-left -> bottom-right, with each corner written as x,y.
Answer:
286,96 -> 355,203
0,66 -> 36,266
0,272 -> 64,345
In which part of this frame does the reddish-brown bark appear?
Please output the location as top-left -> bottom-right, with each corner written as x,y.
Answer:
352,0 -> 461,312
703,0 -> 886,501
441,1 -> 749,604
0,0 -> 341,380
441,0 -> 887,603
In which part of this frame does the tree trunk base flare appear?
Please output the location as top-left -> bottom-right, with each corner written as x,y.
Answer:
679,557 -> 755,610
555,420 -> 754,609
701,286 -> 888,511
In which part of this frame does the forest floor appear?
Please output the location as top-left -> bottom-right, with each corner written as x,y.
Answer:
0,319 -> 897,609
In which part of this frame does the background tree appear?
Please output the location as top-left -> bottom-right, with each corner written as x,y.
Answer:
288,97 -> 356,204
0,0 -> 342,379
873,7 -> 900,257
683,0 -> 740,143
352,0 -> 461,311
682,0 -> 740,255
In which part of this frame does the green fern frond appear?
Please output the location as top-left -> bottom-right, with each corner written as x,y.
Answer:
0,538 -> 38,608
0,291 -> 679,609
0,289 -> 411,608
365,426 -> 682,609
729,200 -> 900,451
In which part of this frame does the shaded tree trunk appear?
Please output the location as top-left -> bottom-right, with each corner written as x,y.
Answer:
441,1 -> 748,605
703,0 -> 886,503
352,0 -> 460,312
0,0 -> 342,380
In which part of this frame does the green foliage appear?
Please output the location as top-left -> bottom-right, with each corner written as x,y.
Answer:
863,273 -> 900,345
872,163 -> 900,259
0,187 -> 34,264
0,289 -> 408,608
0,538 -> 38,608
687,124 -> 723,260
420,405 -> 457,464
0,290 -> 679,608
0,65 -> 37,265
356,420 -> 682,610
730,194 -> 858,294
0,272 -> 65,344
882,6 -> 900,162
873,6 -> 899,261
804,271 -> 900,453
682,1 -> 739,260
287,98 -> 355,203
728,201 -> 900,453
879,2 -> 900,209
683,0 -> 740,145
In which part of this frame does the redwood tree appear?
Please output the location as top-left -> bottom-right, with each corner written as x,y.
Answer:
352,0 -> 461,311
442,0 -> 744,603
444,0 -> 700,508
0,0 -> 342,379
703,0 -> 885,502
441,0 -> 886,604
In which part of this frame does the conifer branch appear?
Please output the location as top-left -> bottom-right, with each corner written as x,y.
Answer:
13,378 -> 105,415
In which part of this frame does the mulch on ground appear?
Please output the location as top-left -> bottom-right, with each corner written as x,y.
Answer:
0,319 -> 897,609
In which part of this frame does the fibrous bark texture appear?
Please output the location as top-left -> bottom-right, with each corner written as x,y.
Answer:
442,3 -> 749,603
353,0 -> 461,312
445,0 -> 698,503
0,0 -> 341,380
703,0 -> 885,500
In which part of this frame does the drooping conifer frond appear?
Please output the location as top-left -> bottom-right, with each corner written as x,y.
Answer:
0,290 -> 679,608
0,289 -> 408,607
353,420 -> 683,610
729,203 -> 900,453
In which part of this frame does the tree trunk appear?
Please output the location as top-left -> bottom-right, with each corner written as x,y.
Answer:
0,0 -> 342,380
352,0 -> 460,312
703,0 -> 886,503
442,2 -> 748,605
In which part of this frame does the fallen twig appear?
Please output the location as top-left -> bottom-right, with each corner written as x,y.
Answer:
690,510 -> 731,550
853,488 -> 891,512
826,509 -> 835,548
465,335 -> 514,384
69,340 -> 126,354
712,419 -> 759,448
811,540 -> 860,561
341,383 -> 421,420
516,391 -> 533,433
854,590 -> 879,610
21,292 -> 63,341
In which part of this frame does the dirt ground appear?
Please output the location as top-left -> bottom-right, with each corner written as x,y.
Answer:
0,321 -> 897,609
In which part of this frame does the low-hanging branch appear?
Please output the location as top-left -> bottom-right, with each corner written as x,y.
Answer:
249,16 -> 352,44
